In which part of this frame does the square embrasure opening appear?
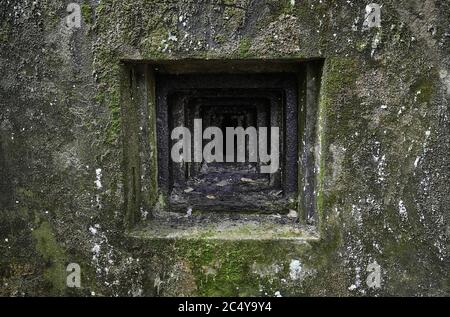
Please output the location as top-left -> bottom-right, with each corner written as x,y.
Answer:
120,60 -> 323,232
157,73 -> 298,213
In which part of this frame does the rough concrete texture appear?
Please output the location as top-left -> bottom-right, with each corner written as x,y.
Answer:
0,0 -> 449,296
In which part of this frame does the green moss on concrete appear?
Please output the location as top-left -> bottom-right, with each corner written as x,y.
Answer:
320,58 -> 358,104
177,240 -> 310,296
315,57 -> 359,231
93,2 -> 128,145
238,38 -> 252,58
145,70 -> 159,209
141,28 -> 171,59
410,76 -> 436,103
105,87 -> 121,144
0,21 -> 10,43
128,233 -> 315,296
157,194 -> 167,210
32,220 -> 67,294
130,217 -> 318,241
81,2 -> 93,26
94,56 -> 122,145
184,241 -> 254,296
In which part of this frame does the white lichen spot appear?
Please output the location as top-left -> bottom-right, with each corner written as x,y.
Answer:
289,259 -> 302,280
347,265 -> 364,293
89,226 -> 97,235
371,31 -> 381,57
373,151 -> 387,183
348,284 -> 357,291
140,207 -> 149,220
351,204 -> 363,226
91,244 -> 101,261
275,291 -> 282,297
95,168 -> 102,189
439,69 -> 450,95
352,17 -> 360,31
168,33 -> 178,42
414,156 -> 421,168
154,276 -> 163,295
398,200 -> 408,220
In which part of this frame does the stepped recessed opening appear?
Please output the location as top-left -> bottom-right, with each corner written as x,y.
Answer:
156,69 -> 300,214
121,60 -> 322,222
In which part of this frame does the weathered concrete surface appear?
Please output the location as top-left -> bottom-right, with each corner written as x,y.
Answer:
0,0 -> 449,296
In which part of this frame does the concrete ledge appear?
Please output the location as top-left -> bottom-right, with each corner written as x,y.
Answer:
127,212 -> 319,241
125,215 -> 320,296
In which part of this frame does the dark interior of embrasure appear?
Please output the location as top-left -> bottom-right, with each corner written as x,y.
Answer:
156,68 -> 300,213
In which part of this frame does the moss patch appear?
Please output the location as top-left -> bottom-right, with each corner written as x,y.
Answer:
81,2 -> 93,26
32,220 -> 67,294
176,239 -> 311,296
238,38 -> 252,58
410,76 -> 436,103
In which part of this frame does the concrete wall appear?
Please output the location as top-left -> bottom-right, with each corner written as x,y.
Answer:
0,0 -> 448,296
